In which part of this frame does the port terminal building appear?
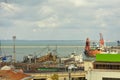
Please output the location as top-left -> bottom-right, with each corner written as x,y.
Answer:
85,54 -> 120,80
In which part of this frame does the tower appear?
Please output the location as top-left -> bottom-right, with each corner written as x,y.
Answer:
13,36 -> 16,63
99,33 -> 104,47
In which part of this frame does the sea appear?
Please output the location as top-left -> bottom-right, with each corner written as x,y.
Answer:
0,40 -> 117,62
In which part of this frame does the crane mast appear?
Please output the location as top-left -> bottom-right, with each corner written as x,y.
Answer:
99,33 -> 104,47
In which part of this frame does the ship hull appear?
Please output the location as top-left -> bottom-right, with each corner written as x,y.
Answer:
84,49 -> 101,57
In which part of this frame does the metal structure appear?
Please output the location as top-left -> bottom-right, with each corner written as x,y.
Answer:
99,33 -> 104,47
36,53 -> 57,63
0,40 -> 12,62
13,36 -> 16,63
117,40 -> 120,46
84,33 -> 104,57
0,40 -> 2,56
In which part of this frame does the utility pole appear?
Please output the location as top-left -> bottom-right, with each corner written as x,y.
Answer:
13,36 -> 16,63
68,69 -> 71,80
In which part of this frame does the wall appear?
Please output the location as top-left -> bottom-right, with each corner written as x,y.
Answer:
86,70 -> 120,80
84,61 -> 93,71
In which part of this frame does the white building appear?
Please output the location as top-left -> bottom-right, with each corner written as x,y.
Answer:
86,69 -> 120,80
85,54 -> 120,80
70,53 -> 83,63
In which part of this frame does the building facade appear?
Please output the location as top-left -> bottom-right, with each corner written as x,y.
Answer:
85,54 -> 120,80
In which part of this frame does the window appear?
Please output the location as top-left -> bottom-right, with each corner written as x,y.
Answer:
103,78 -> 120,80
34,79 -> 46,80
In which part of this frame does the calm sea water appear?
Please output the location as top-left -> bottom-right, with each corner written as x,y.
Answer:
0,40 -> 117,61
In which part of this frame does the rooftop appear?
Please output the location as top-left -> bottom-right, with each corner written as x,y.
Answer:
0,66 -> 31,80
96,54 -> 120,62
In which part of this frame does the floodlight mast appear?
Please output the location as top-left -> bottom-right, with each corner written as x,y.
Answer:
13,36 -> 16,63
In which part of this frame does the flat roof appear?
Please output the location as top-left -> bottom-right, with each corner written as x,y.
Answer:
96,54 -> 120,62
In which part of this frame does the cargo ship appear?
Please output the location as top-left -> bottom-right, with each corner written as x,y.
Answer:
84,33 -> 120,57
84,33 -> 105,57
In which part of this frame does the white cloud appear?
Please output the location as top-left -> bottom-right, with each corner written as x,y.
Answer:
36,16 -> 60,28
95,8 -> 114,19
69,0 -> 89,7
0,2 -> 21,12
0,0 -> 120,40
94,8 -> 120,28
33,29 -> 37,32
0,2 -> 22,19
38,5 -> 54,16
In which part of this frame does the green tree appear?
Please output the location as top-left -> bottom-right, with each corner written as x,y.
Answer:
51,74 -> 59,80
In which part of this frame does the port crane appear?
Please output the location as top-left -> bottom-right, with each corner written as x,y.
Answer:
99,33 -> 104,47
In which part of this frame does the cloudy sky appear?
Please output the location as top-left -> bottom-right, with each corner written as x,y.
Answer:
0,0 -> 120,41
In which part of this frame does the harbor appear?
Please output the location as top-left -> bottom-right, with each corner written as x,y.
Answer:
0,35 -> 120,80
0,0 -> 120,79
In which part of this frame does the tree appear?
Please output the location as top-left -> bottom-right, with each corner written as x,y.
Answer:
51,74 -> 59,80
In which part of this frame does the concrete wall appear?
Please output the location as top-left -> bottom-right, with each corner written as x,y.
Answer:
86,70 -> 120,80
29,71 -> 85,80
84,61 -> 93,71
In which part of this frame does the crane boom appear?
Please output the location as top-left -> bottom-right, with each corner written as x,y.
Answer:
99,33 -> 104,47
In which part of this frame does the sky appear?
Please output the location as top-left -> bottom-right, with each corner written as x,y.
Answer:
0,0 -> 120,41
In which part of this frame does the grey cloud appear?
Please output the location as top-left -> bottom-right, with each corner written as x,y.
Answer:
0,19 -> 13,27
0,0 -> 120,40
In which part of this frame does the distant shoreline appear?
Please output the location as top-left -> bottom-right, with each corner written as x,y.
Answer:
1,45 -> 85,48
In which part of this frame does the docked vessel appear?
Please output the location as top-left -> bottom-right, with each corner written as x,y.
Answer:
84,33 -> 120,57
0,40 -> 12,62
84,33 -> 105,57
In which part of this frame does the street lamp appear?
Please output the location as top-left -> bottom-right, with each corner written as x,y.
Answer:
68,65 -> 72,80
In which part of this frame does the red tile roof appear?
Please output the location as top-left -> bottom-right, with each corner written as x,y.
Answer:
0,70 -> 30,80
